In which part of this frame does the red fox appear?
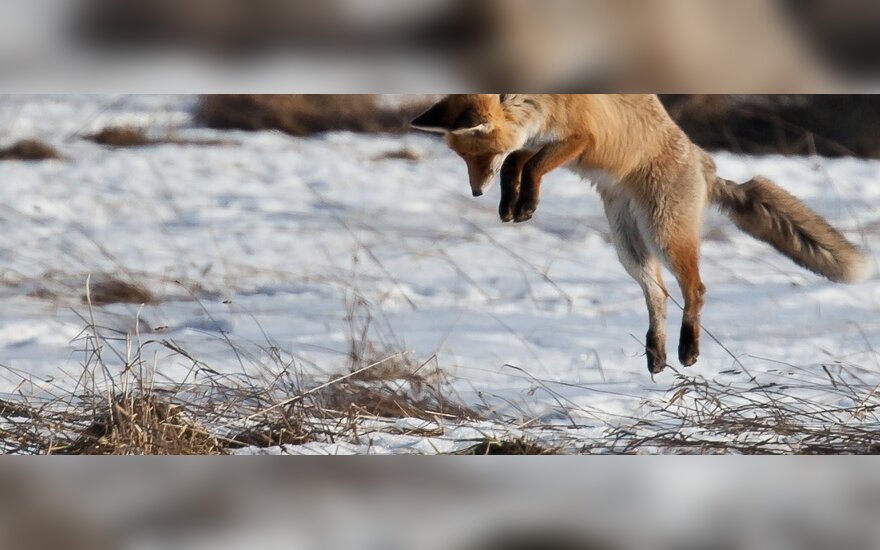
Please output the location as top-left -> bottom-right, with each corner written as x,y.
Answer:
412,94 -> 872,374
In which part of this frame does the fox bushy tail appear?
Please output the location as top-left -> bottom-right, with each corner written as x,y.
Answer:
711,176 -> 871,283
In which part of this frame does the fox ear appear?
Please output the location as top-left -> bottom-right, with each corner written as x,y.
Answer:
449,108 -> 493,135
411,100 -> 451,134
411,101 -> 493,135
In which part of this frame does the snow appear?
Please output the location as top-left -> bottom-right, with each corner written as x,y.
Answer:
0,95 -> 878,453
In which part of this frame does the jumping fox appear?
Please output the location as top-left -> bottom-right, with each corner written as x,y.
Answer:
412,94 -> 872,375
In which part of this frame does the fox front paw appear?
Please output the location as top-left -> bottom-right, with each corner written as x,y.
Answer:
499,201 -> 515,223
513,199 -> 537,223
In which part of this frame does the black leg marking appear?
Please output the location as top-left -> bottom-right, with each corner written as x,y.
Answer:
678,321 -> 700,367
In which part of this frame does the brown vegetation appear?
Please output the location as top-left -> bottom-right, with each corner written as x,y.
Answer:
60,394 -> 224,455
372,148 -> 421,161
0,309 -> 477,454
660,95 -> 880,158
6,287 -> 880,455
84,278 -> 157,306
86,126 -> 153,147
607,367 -> 880,454
0,138 -> 62,161
197,95 -> 431,137
85,125 -> 232,147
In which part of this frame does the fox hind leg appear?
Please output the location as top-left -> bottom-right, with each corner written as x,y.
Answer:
665,240 -> 705,367
642,261 -> 670,373
638,167 -> 707,368
603,194 -> 669,374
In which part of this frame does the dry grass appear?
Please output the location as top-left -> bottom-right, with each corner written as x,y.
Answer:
317,376 -> 475,422
196,95 -> 431,137
330,294 -> 479,423
0,344 -> 474,455
5,315 -> 880,454
58,394 -> 224,455
606,367 -> 880,454
0,294 -> 478,454
6,279 -> 880,455
1,395 -> 197,456
0,138 -> 62,161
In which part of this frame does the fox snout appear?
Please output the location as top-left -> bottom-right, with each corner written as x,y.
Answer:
466,153 -> 506,198
467,168 -> 496,197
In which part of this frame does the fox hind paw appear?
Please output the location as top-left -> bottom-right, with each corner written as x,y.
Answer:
678,324 -> 700,367
646,349 -> 667,375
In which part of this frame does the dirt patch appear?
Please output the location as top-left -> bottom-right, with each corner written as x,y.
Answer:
197,95 -> 431,137
0,139 -> 62,161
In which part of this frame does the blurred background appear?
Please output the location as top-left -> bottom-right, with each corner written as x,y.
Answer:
3,460 -> 880,550
3,0 -> 880,91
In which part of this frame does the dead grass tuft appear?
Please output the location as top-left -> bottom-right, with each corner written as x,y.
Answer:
227,416 -> 313,449
335,295 -> 479,422
317,378 -> 475,421
0,138 -> 63,161
84,278 -> 157,305
60,394 -> 225,455
197,95 -> 431,137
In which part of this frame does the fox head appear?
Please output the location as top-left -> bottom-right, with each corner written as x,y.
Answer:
411,94 -> 520,197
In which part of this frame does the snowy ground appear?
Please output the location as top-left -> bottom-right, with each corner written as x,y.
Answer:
1,95 -> 879,454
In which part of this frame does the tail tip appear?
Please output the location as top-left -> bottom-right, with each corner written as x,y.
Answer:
841,251 -> 874,283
